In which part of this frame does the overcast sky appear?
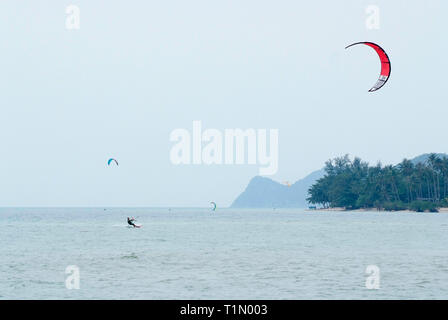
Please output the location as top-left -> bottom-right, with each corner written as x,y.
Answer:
0,1 -> 446,206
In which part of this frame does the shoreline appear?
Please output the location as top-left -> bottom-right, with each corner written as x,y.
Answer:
307,207 -> 448,213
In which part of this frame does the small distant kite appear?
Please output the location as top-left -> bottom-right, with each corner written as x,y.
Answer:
345,42 -> 391,92
283,181 -> 291,187
210,202 -> 217,211
107,158 -> 118,166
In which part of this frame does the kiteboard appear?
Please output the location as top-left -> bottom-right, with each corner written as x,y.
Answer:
127,224 -> 142,229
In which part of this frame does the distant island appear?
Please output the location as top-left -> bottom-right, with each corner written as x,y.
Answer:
231,169 -> 324,208
231,153 -> 448,212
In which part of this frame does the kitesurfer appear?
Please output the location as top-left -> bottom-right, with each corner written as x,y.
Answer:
127,217 -> 137,228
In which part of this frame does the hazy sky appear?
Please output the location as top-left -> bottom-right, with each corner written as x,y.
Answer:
0,1 -> 447,206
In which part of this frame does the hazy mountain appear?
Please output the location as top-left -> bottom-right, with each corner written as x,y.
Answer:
231,153 -> 448,208
230,169 -> 325,208
409,153 -> 447,165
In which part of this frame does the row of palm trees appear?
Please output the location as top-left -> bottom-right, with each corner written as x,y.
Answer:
307,154 -> 448,211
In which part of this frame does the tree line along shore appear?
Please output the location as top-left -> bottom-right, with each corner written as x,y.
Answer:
307,154 -> 448,212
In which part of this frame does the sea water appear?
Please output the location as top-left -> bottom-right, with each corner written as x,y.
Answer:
1,208 -> 447,299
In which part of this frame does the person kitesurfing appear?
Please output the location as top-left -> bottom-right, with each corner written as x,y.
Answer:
127,217 -> 139,228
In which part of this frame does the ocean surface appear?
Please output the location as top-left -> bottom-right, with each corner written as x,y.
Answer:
1,207 -> 447,299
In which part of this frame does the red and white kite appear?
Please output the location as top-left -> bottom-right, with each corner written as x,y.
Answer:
345,42 -> 391,92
